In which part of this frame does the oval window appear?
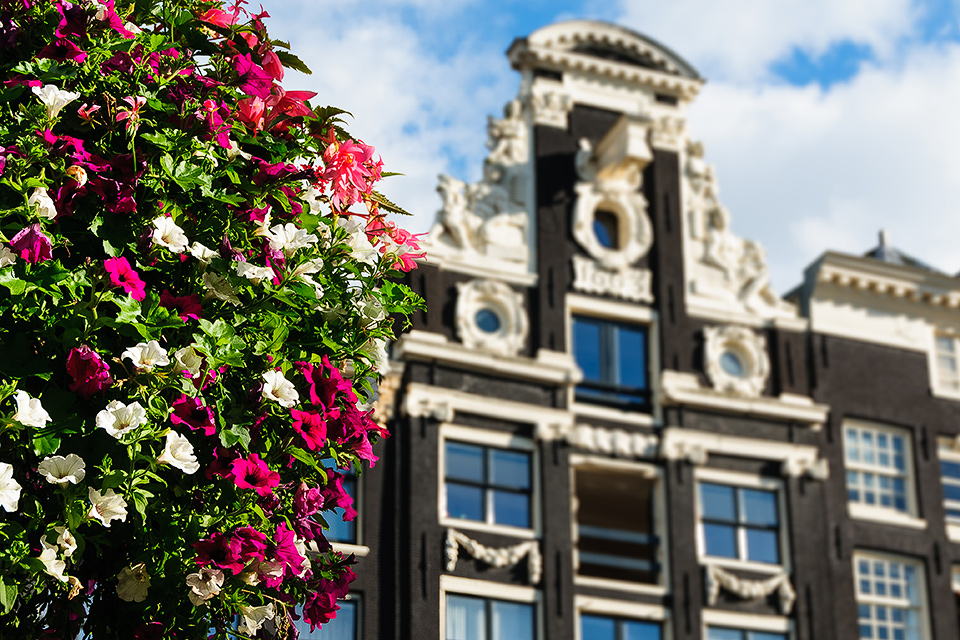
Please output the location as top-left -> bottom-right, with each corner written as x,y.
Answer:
475,309 -> 501,333
720,350 -> 745,378
593,209 -> 619,249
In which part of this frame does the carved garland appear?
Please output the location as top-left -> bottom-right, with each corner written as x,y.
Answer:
704,564 -> 796,615
444,528 -> 543,585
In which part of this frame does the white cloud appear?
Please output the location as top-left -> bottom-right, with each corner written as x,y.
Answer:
616,0 -> 917,81
687,42 -> 960,289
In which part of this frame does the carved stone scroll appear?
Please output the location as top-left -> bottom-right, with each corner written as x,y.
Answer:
444,529 -> 542,584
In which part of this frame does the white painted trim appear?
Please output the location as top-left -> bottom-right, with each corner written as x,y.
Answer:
331,543 -> 370,558
701,609 -> 792,634
439,576 -> 543,640
693,467 -> 792,574
567,294 -> 655,322
852,550 -> 932,640
571,403 -> 657,427
947,523 -> 960,543
660,370 -> 828,427
438,423 -> 542,538
402,382 -> 575,434
660,428 -> 827,479
424,255 -> 539,287
572,576 -> 668,596
574,595 -> 668,620
394,331 -> 582,386
952,565 -> 960,593
847,504 -> 927,530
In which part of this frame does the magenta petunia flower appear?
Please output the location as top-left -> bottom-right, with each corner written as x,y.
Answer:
297,355 -> 357,411
270,522 -> 306,579
66,346 -> 113,398
290,409 -> 327,451
170,395 -> 216,435
159,289 -> 202,321
10,224 -> 52,263
104,256 -> 146,301
230,454 -> 280,496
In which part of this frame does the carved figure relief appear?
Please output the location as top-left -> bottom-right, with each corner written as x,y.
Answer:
683,140 -> 796,319
455,279 -> 528,356
530,90 -> 572,129
424,100 -> 532,274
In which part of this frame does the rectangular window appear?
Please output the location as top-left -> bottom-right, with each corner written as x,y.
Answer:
706,628 -> 786,640
938,441 -> 960,529
572,315 -> 649,409
934,334 -> 960,394
445,594 -> 534,640
445,441 -> 531,529
322,460 -> 357,544
295,597 -> 359,640
699,482 -> 780,565
582,613 -> 661,640
843,421 -> 915,517
854,553 -> 927,640
575,465 -> 659,584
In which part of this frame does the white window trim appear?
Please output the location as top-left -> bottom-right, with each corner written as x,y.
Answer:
951,565 -> 960,593
928,329 -> 960,401
566,294 -> 661,423
439,576 -> 543,640
569,454 -> 669,595
574,594 -> 669,640
852,550 -> 932,640
694,467 -> 792,575
938,438 -> 960,542
843,418 -> 924,528
438,423 -> 541,539
702,609 -> 793,638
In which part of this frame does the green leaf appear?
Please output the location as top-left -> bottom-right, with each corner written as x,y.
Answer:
287,446 -> 318,468
219,425 -> 251,451
369,189 -> 413,216
0,576 -> 17,614
274,49 -> 312,76
32,432 -> 60,457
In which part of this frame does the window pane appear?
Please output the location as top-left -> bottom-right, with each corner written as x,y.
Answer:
489,449 -> 530,490
741,489 -> 778,526
745,529 -> 780,564
446,443 -> 484,483
616,324 -> 647,390
941,460 -> 960,479
296,600 -> 358,640
326,505 -> 356,544
701,484 -> 736,521
491,601 -> 533,640
943,484 -> 960,502
492,490 -> 529,528
750,633 -> 787,640
446,484 -> 484,521
446,595 -> 485,640
703,523 -> 738,558
623,620 -> 662,640
574,317 -> 603,383
707,628 -> 744,640
581,614 -> 616,640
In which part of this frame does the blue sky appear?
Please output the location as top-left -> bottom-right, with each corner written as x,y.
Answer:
262,0 -> 960,292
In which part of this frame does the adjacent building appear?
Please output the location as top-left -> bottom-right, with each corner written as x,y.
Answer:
309,20 -> 960,640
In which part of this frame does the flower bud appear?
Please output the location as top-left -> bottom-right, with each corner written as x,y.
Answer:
65,164 -> 87,186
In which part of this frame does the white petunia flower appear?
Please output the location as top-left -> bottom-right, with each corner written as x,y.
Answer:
157,431 -> 199,474
116,563 -> 150,602
0,247 -> 15,268
174,346 -> 203,378
12,390 -> 51,429
90,0 -> 108,20
185,566 -> 224,606
237,603 -> 275,634
358,295 -> 385,326
302,185 -> 323,215
225,139 -> 251,161
55,526 -> 78,557
122,340 -> 170,371
39,540 -> 68,583
261,370 -> 299,408
88,487 -> 127,526
190,242 -> 216,265
151,217 -> 189,253
28,187 -> 58,220
96,400 -> 147,438
337,217 -> 379,265
235,260 -> 273,283
0,462 -> 22,513
266,223 -> 318,256
32,84 -> 80,120
202,272 -> 240,305
364,337 -> 390,373
38,454 -> 86,485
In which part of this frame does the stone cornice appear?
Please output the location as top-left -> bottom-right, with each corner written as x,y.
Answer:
811,252 -> 960,309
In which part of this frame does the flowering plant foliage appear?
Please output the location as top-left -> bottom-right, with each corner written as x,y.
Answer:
0,0 -> 424,636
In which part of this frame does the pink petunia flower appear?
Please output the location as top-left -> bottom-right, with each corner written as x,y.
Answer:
297,356 -> 357,411
230,454 -> 280,496
104,256 -> 146,301
10,224 -> 52,263
115,96 -> 146,133
66,346 -> 113,398
159,289 -> 202,321
290,409 -> 327,451
170,395 -> 216,435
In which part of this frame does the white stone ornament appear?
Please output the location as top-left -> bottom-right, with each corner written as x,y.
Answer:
703,325 -> 770,398
455,279 -> 528,357
705,564 -> 796,615
445,528 -> 542,584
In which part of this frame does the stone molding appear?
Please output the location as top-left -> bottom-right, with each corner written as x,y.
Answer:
571,255 -> 653,302
703,325 -> 770,398
455,279 -> 528,357
445,528 -> 542,584
704,564 -> 796,614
